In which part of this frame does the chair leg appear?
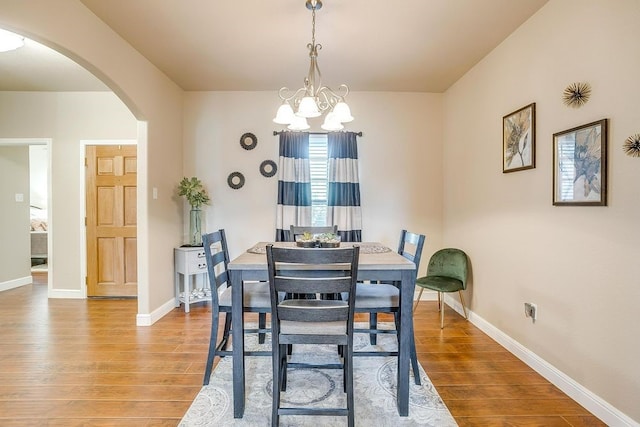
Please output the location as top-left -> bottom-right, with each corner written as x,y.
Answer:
414,287 -> 424,311
369,313 -> 378,345
220,313 -> 232,351
271,341 -> 281,427
203,309 -> 221,385
258,313 -> 266,344
280,344 -> 288,391
440,292 -> 445,329
346,344 -> 355,427
458,290 -> 468,319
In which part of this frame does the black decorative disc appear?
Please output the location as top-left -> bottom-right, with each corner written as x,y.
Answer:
259,160 -> 277,177
227,172 -> 245,189
240,133 -> 257,150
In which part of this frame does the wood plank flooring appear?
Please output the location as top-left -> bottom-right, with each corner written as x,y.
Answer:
0,277 -> 605,426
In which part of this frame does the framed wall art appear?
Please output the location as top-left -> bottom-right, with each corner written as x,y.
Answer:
553,119 -> 608,206
503,103 -> 536,173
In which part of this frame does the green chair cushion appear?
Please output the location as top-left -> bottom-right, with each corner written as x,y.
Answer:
415,275 -> 464,293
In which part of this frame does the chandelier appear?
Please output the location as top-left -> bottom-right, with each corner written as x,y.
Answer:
273,0 -> 353,131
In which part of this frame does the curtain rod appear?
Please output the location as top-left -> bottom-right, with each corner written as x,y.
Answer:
273,131 -> 363,137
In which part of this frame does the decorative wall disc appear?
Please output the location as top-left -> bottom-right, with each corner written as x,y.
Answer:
562,82 -> 591,108
227,172 -> 245,189
259,160 -> 278,177
623,134 -> 640,157
240,133 -> 258,150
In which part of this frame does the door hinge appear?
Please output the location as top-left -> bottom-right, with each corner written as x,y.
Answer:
85,276 -> 88,285
84,157 -> 88,167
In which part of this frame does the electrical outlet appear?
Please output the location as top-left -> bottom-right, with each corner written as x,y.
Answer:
524,302 -> 537,322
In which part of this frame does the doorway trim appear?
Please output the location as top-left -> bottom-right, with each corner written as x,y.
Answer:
79,139 -> 137,299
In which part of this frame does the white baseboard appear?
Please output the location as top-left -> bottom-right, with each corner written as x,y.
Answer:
48,288 -> 84,299
0,276 -> 31,293
444,295 -> 638,427
137,297 -> 176,326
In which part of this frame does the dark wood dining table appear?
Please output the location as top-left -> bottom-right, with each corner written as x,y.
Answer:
227,241 -> 418,418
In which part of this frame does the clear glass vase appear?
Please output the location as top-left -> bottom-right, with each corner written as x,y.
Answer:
189,208 -> 202,246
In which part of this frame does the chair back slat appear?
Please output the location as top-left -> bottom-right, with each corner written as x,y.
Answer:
279,305 -> 349,323
274,276 -> 354,295
398,229 -> 426,273
202,230 -> 231,298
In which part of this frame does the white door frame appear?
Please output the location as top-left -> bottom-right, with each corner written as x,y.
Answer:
79,139 -> 137,299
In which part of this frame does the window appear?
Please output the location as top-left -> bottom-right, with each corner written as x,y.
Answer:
309,133 -> 328,226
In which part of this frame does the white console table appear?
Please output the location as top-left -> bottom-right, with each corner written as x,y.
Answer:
174,246 -> 210,312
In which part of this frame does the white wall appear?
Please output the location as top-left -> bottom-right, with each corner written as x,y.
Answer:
443,0 -> 640,423
0,92 -> 137,293
29,145 -> 48,209
183,91 -> 444,276
0,146 -> 30,285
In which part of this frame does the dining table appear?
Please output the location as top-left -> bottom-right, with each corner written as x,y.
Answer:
228,241 -> 417,418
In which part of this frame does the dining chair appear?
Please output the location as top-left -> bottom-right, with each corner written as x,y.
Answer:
266,244 -> 359,427
201,229 -> 272,386
351,229 -> 424,384
414,248 -> 469,329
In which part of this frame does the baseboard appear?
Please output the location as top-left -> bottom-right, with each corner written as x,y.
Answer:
48,288 -> 84,299
444,295 -> 638,427
0,276 -> 31,293
137,297 -> 176,326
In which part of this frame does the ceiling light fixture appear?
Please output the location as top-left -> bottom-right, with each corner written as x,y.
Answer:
273,0 -> 353,131
0,29 -> 25,53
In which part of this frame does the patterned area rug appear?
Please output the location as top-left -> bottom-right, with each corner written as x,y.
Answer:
180,324 -> 457,426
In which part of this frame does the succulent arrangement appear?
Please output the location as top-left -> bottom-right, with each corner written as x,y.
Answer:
295,231 -> 341,247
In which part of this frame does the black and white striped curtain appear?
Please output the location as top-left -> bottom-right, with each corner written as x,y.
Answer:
327,131 -> 362,242
275,132 -> 312,242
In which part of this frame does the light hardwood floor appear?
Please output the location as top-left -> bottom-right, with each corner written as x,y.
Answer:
0,277 -> 605,426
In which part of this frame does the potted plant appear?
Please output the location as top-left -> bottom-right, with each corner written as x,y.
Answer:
318,232 -> 341,248
295,231 -> 317,248
178,176 -> 210,246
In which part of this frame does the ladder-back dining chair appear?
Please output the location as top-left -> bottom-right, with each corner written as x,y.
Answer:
201,229 -> 272,386
266,244 -> 359,427
351,229 -> 424,384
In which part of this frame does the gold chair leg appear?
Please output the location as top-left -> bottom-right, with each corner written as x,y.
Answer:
414,287 -> 424,311
439,292 -> 445,329
458,290 -> 468,319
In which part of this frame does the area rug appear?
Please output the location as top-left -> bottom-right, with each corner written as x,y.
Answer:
180,323 -> 457,426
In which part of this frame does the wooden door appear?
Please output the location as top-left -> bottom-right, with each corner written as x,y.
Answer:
86,145 -> 137,297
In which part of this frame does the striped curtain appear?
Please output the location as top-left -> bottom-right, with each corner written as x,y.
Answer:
275,132 -> 312,242
327,132 -> 362,242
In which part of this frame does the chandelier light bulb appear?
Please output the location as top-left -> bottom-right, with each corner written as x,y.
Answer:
288,115 -> 310,131
273,102 -> 295,125
333,101 -> 354,123
321,112 -> 344,131
297,96 -> 321,118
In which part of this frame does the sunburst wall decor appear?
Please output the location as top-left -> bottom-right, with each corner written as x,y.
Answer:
623,134 -> 640,157
563,82 -> 591,108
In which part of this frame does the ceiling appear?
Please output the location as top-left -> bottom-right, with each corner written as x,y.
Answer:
0,0 -> 548,93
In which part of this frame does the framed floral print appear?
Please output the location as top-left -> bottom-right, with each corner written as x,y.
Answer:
503,103 -> 536,173
553,119 -> 608,206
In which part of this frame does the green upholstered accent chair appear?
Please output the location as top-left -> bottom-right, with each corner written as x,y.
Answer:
414,248 -> 469,329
